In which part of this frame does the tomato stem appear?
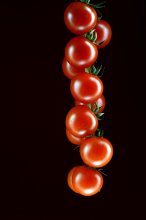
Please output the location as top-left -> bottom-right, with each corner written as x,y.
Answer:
98,168 -> 108,176
95,128 -> 104,137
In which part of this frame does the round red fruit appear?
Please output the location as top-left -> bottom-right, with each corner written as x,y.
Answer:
71,73 -> 103,104
66,106 -> 98,138
65,36 -> 98,68
95,20 -> 112,48
71,166 -> 103,196
64,2 -> 98,35
80,137 -> 113,168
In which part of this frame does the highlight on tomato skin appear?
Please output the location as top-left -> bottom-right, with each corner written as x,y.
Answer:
66,129 -> 84,145
75,94 -> 106,113
64,2 -> 98,35
70,72 -> 103,104
80,137 -> 113,168
66,105 -> 98,138
62,58 -> 85,80
65,36 -> 98,69
92,94 -> 106,113
70,165 -> 103,196
95,20 -> 112,48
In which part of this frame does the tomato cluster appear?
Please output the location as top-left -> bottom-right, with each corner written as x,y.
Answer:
63,0 -> 113,196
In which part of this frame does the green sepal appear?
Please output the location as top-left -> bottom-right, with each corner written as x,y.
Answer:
97,112 -> 105,120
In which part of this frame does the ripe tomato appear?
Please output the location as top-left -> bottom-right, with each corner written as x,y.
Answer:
66,106 -> 98,138
91,94 -> 106,113
62,58 -> 85,80
64,2 -> 98,35
80,137 -> 113,168
70,73 -> 103,104
71,166 -> 103,196
75,95 -> 105,113
67,167 -> 79,193
95,20 -> 112,48
65,36 -> 98,68
66,129 -> 83,145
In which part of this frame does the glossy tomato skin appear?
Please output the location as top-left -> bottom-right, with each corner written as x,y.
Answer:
67,167 -> 79,193
65,36 -> 98,68
64,2 -> 98,35
62,58 -> 85,80
66,106 -> 98,138
71,73 -> 103,104
80,137 -> 113,168
95,20 -> 112,48
92,94 -> 106,113
72,166 -> 103,196
66,129 -> 84,145
75,95 -> 105,113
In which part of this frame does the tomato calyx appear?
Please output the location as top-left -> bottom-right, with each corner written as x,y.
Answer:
87,103 -> 105,120
84,29 -> 97,43
80,0 -> 105,20
95,128 -> 104,137
80,0 -> 106,9
85,64 -> 105,77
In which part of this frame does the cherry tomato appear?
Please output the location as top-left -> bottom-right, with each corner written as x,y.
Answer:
64,2 -> 98,35
70,73 -> 103,104
66,129 -> 84,145
80,137 -> 113,168
75,95 -> 105,113
91,94 -> 106,113
62,58 -> 85,80
67,167 -> 79,193
95,20 -> 112,48
65,36 -> 98,68
71,166 -> 103,196
66,106 -> 98,138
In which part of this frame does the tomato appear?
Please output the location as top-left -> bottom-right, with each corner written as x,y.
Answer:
95,20 -> 112,48
71,73 -> 103,104
65,36 -> 98,68
91,94 -> 106,113
80,137 -> 113,168
75,95 -> 105,113
64,2 -> 98,35
67,167 -> 79,193
71,166 -> 103,196
66,106 -> 98,138
62,58 -> 85,80
66,129 -> 83,145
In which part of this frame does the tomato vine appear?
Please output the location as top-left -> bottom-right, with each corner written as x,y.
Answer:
63,0 -> 113,196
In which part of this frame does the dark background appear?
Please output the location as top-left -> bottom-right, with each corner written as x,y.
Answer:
1,0 -> 146,218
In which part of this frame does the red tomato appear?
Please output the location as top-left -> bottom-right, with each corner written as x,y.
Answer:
95,20 -> 112,48
75,95 -> 105,113
70,73 -> 103,104
67,167 -> 79,193
91,94 -> 105,113
66,106 -> 98,138
64,2 -> 98,35
66,129 -> 83,145
62,58 -> 85,80
80,137 -> 113,168
71,166 -> 103,196
65,36 -> 98,68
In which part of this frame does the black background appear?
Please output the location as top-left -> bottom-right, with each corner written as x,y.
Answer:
1,0 -> 146,218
